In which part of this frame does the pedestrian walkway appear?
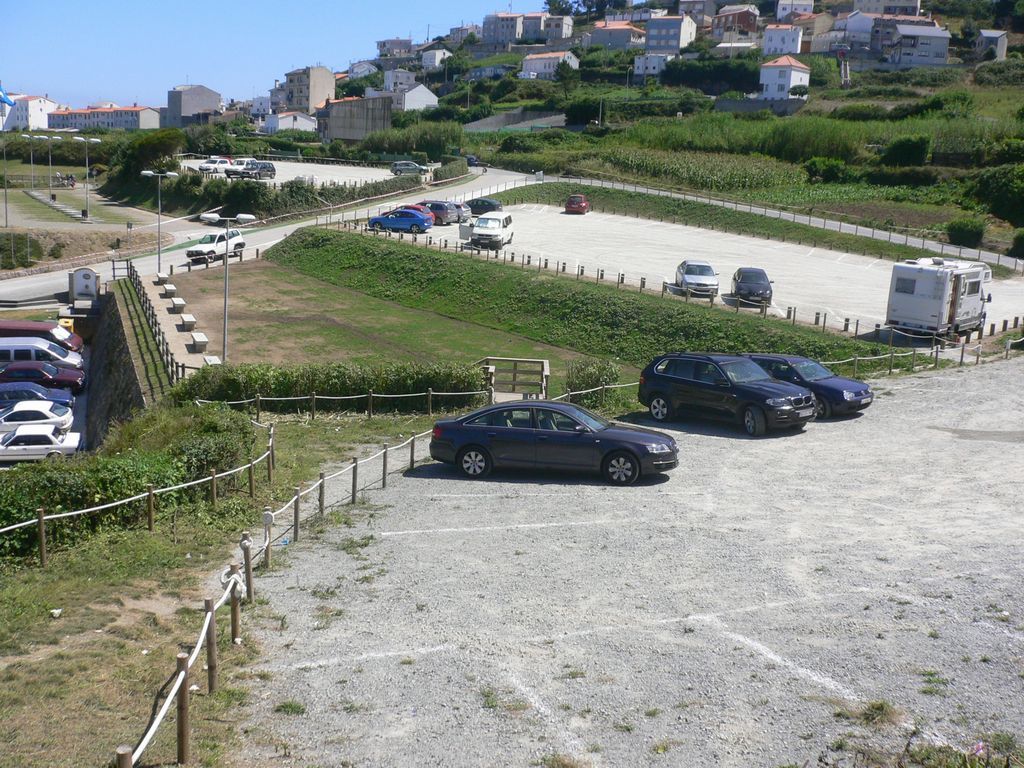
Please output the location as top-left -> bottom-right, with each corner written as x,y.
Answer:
139,276 -> 209,371
25,188 -> 104,223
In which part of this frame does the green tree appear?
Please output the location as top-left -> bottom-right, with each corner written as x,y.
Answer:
555,60 -> 581,98
545,0 -> 575,14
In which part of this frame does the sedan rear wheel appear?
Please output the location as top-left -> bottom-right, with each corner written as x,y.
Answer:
410,225 -> 422,234
603,451 -> 638,486
457,446 -> 491,479
648,395 -> 672,422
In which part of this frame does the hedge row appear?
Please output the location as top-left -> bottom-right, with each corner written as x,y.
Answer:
173,361 -> 486,412
0,405 -> 255,558
264,228 -> 885,372
432,158 -> 469,183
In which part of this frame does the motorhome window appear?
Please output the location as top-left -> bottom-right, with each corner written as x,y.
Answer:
966,281 -> 980,296
894,277 -> 916,294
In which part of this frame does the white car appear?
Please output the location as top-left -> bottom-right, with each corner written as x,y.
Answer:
186,228 -> 246,264
0,401 -> 73,434
198,157 -> 232,173
223,158 -> 257,179
0,424 -> 80,461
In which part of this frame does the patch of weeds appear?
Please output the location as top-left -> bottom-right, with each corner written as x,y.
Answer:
587,743 -> 602,753
561,667 -> 586,680
355,573 -> 376,585
274,700 -> 306,716
961,655 -> 971,663
558,703 -> 572,711
538,755 -> 587,768
211,686 -> 248,707
415,603 -> 427,612
399,657 -> 414,665
927,629 -> 940,639
342,700 -> 365,714
834,700 -> 900,726
830,737 -> 849,751
338,535 -> 374,556
645,708 -> 661,718
652,740 -> 680,754
682,625 -> 695,634
310,584 -> 338,600
918,669 -> 950,696
613,722 -> 633,733
979,655 -> 991,663
312,605 -> 344,630
505,698 -> 531,713
481,687 -> 499,709
983,732 -> 1018,754
987,604 -> 1010,622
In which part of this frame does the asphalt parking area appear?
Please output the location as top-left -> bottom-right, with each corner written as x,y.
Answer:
503,204 -> 1024,332
238,358 -> 1024,767
181,159 -> 395,187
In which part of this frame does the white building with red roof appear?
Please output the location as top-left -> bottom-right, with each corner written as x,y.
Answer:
758,55 -> 810,99
0,94 -> 60,131
520,51 -> 579,81
48,104 -> 159,131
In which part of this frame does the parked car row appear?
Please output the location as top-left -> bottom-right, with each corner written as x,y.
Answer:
673,261 -> 775,304
198,157 -> 276,180
0,322 -> 84,463
368,198 -> 475,234
639,352 -> 872,437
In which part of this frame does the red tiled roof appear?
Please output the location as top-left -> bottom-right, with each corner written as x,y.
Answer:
762,55 -> 810,69
51,106 -> 154,115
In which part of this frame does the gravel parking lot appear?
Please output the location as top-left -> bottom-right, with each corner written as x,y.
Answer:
181,159 -> 395,187
237,358 -> 1024,767
503,204 -> 1024,332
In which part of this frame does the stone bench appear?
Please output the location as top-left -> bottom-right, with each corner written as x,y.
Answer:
170,297 -> 187,313
162,283 -> 177,298
203,355 -> 222,366
180,314 -> 197,332
155,272 -> 169,285
191,332 -> 209,353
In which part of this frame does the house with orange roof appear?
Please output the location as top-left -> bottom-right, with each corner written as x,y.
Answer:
48,104 -> 159,130
1,94 -> 59,131
520,51 -> 579,81
586,20 -> 646,49
758,55 -> 810,100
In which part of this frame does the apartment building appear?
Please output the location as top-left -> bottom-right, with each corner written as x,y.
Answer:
272,66 -> 334,114
0,94 -> 59,131
165,84 -> 220,128
645,16 -> 697,54
48,105 -> 159,130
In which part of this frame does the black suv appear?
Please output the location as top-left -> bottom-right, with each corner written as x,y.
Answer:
638,353 -> 816,437
241,161 -> 275,180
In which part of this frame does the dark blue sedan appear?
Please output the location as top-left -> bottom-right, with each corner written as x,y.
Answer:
430,401 -> 679,485
0,381 -> 75,409
368,209 -> 433,234
746,354 -> 872,419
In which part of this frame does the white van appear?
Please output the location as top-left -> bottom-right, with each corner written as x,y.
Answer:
0,337 -> 85,369
885,258 -> 992,335
459,212 -> 514,250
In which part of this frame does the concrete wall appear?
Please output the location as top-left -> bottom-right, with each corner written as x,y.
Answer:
714,97 -> 806,115
85,292 -> 146,448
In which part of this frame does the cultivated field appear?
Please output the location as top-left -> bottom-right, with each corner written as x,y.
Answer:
235,357 -> 1024,767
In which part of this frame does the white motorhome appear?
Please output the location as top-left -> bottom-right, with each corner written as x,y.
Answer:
459,212 -> 514,251
885,258 -> 992,335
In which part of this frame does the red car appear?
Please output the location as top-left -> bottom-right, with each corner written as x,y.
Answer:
0,361 -> 86,394
565,194 -> 590,214
390,204 -> 435,224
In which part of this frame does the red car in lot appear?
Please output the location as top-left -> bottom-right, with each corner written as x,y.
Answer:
564,194 -> 590,214
0,361 -> 86,394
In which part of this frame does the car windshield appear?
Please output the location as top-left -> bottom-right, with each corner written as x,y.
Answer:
52,404 -> 70,416
476,218 -> 500,229
562,404 -> 610,431
738,270 -> 769,284
0,431 -> 14,447
45,342 -> 68,359
791,360 -> 834,382
721,360 -> 772,384
684,264 -> 714,276
52,327 -> 71,341
0,406 -> 11,418
198,234 -> 219,244
40,363 -> 58,376
568,196 -> 585,203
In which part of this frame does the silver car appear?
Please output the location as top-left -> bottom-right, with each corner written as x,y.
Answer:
675,260 -> 719,297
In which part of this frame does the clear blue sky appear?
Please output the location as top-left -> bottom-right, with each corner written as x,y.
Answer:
2,0 -> 540,108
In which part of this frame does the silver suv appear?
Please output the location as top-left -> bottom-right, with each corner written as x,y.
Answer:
675,260 -> 719,297
391,161 -> 427,176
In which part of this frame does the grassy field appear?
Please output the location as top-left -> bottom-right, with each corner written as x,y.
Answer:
2,158 -> 93,181
170,260 -> 615,390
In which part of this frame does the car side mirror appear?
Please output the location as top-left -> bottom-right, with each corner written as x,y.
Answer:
986,293 -> 992,303
574,424 -> 589,433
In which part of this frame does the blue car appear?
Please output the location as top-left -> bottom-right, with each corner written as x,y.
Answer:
0,381 -> 75,409
745,354 -> 872,419
430,401 -> 679,485
368,209 -> 432,234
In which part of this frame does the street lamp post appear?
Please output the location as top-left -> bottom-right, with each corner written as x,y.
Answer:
141,170 -> 179,273
2,140 -> 8,228
200,212 -> 256,362
73,137 -> 101,220
38,135 -> 62,200
19,135 -> 34,188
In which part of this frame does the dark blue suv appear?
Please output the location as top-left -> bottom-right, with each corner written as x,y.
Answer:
745,354 -> 872,419
638,353 -> 816,437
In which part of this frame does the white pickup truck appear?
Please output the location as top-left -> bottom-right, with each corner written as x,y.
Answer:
223,158 -> 257,179
186,229 -> 246,264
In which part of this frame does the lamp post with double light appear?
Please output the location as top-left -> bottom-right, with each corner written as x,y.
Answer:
140,170 -> 178,272
19,135 -> 35,188
36,135 -> 62,199
200,211 -> 255,362
73,137 -> 101,220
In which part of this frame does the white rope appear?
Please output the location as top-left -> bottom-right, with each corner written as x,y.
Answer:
297,481 -> 321,499
0,519 -> 37,535
258,395 -> 311,402
322,464 -> 354,481
196,397 -> 256,405
42,492 -> 149,521
311,393 -> 366,401
132,670 -> 185,762
432,389 -> 488,396
373,392 -> 427,399
187,613 -> 212,668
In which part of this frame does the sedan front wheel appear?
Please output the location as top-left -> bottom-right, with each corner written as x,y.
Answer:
603,451 -> 638,486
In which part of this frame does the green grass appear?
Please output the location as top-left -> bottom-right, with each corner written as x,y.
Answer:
112,280 -> 172,399
496,182 -> 947,265
2,158 -> 93,181
266,228 -> 895,377
8,189 -> 80,223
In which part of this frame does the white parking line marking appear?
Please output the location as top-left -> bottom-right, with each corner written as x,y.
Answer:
506,671 -> 586,755
292,644 -> 450,672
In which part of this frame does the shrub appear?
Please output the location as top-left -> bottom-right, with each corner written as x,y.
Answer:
831,103 -> 889,121
432,158 -> 469,182
864,165 -> 940,186
973,59 -> 1024,87
945,217 -> 986,247
758,119 -> 863,163
971,164 -> 1024,225
1008,229 -> 1024,259
565,359 -> 620,407
172,361 -> 485,413
881,135 -> 930,167
804,157 -> 860,183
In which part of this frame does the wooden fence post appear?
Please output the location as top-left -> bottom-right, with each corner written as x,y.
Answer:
351,458 -> 359,504
147,485 -> 155,532
263,509 -> 273,569
210,470 -> 218,509
409,436 -> 416,471
427,388 -> 433,417
318,472 -> 325,517
228,564 -> 241,643
115,745 -> 133,767
367,391 -> 374,418
293,487 -> 301,542
382,445 -> 389,489
255,393 -> 261,423
204,597 -> 218,693
310,392 -> 316,420
241,533 -> 255,603
934,345 -> 940,368
248,461 -> 255,497
174,652 -> 191,765
36,508 -> 47,568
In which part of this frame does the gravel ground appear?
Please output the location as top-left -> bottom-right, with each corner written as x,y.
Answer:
235,358 -> 1023,768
